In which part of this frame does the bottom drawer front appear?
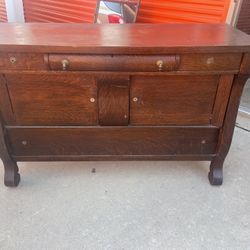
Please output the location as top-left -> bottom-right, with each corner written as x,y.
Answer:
8,127 -> 219,156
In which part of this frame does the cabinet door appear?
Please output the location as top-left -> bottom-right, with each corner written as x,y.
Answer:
5,74 -> 97,125
98,76 -> 130,126
130,75 -> 232,126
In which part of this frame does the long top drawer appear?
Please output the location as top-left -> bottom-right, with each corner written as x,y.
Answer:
0,52 -> 243,72
48,53 -> 242,72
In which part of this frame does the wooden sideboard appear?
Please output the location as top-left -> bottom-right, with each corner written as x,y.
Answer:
0,23 -> 250,187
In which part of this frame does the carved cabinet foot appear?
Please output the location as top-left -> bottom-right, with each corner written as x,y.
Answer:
4,161 -> 20,187
208,158 -> 223,186
208,168 -> 223,186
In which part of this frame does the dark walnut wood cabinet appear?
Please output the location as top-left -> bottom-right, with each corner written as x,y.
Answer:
0,23 -> 250,187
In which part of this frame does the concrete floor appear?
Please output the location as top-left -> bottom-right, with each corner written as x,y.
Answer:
0,114 -> 250,250
241,79 -> 250,112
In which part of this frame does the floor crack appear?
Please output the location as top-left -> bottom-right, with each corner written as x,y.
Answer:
236,124 -> 250,132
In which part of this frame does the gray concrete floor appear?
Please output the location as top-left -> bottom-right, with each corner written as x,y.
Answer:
241,79 -> 250,112
0,114 -> 250,250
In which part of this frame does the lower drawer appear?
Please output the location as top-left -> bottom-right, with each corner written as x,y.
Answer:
7,127 -> 219,157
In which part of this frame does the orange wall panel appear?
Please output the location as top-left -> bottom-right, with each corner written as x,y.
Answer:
23,0 -> 230,24
0,0 -> 7,22
137,0 -> 231,23
23,0 -> 97,23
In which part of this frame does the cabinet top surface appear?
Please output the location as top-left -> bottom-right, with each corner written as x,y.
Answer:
1,23 -> 250,53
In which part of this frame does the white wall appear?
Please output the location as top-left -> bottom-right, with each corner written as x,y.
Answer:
226,0 -> 243,26
5,0 -> 25,22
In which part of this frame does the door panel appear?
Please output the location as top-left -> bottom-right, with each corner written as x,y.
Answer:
98,76 -> 130,126
130,75 -> 220,125
5,74 -> 97,125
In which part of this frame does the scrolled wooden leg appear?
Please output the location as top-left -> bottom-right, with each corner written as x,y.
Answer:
208,158 -> 223,186
207,75 -> 250,186
3,159 -> 20,187
0,116 -> 20,187
208,168 -> 223,186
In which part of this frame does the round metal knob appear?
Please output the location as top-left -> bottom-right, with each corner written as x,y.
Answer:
156,60 -> 164,71
62,59 -> 69,71
201,140 -> 206,144
22,140 -> 27,145
10,56 -> 17,64
207,57 -> 214,65
90,98 -> 95,103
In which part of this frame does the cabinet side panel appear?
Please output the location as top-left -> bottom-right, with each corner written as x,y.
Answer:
211,75 -> 234,127
240,53 -> 250,74
0,75 -> 15,124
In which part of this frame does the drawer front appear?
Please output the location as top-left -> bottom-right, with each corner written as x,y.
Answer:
5,74 -> 97,125
130,75 -> 219,125
7,127 -> 219,156
48,53 -> 242,72
49,54 -> 180,72
0,53 -> 46,70
179,53 -> 242,71
0,53 -> 242,72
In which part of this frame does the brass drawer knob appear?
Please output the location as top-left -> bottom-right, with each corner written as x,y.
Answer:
10,56 -> 17,64
207,57 -> 215,65
62,59 -> 69,71
156,60 -> 164,71
90,98 -> 95,103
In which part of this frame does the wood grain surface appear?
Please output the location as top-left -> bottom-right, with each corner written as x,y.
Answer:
0,23 -> 250,186
7,126 -> 219,156
130,75 -> 219,125
5,74 -> 98,125
98,76 -> 130,126
1,23 -> 250,53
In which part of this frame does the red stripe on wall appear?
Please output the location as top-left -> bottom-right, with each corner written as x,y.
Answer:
0,0 -> 7,22
23,0 -> 97,23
